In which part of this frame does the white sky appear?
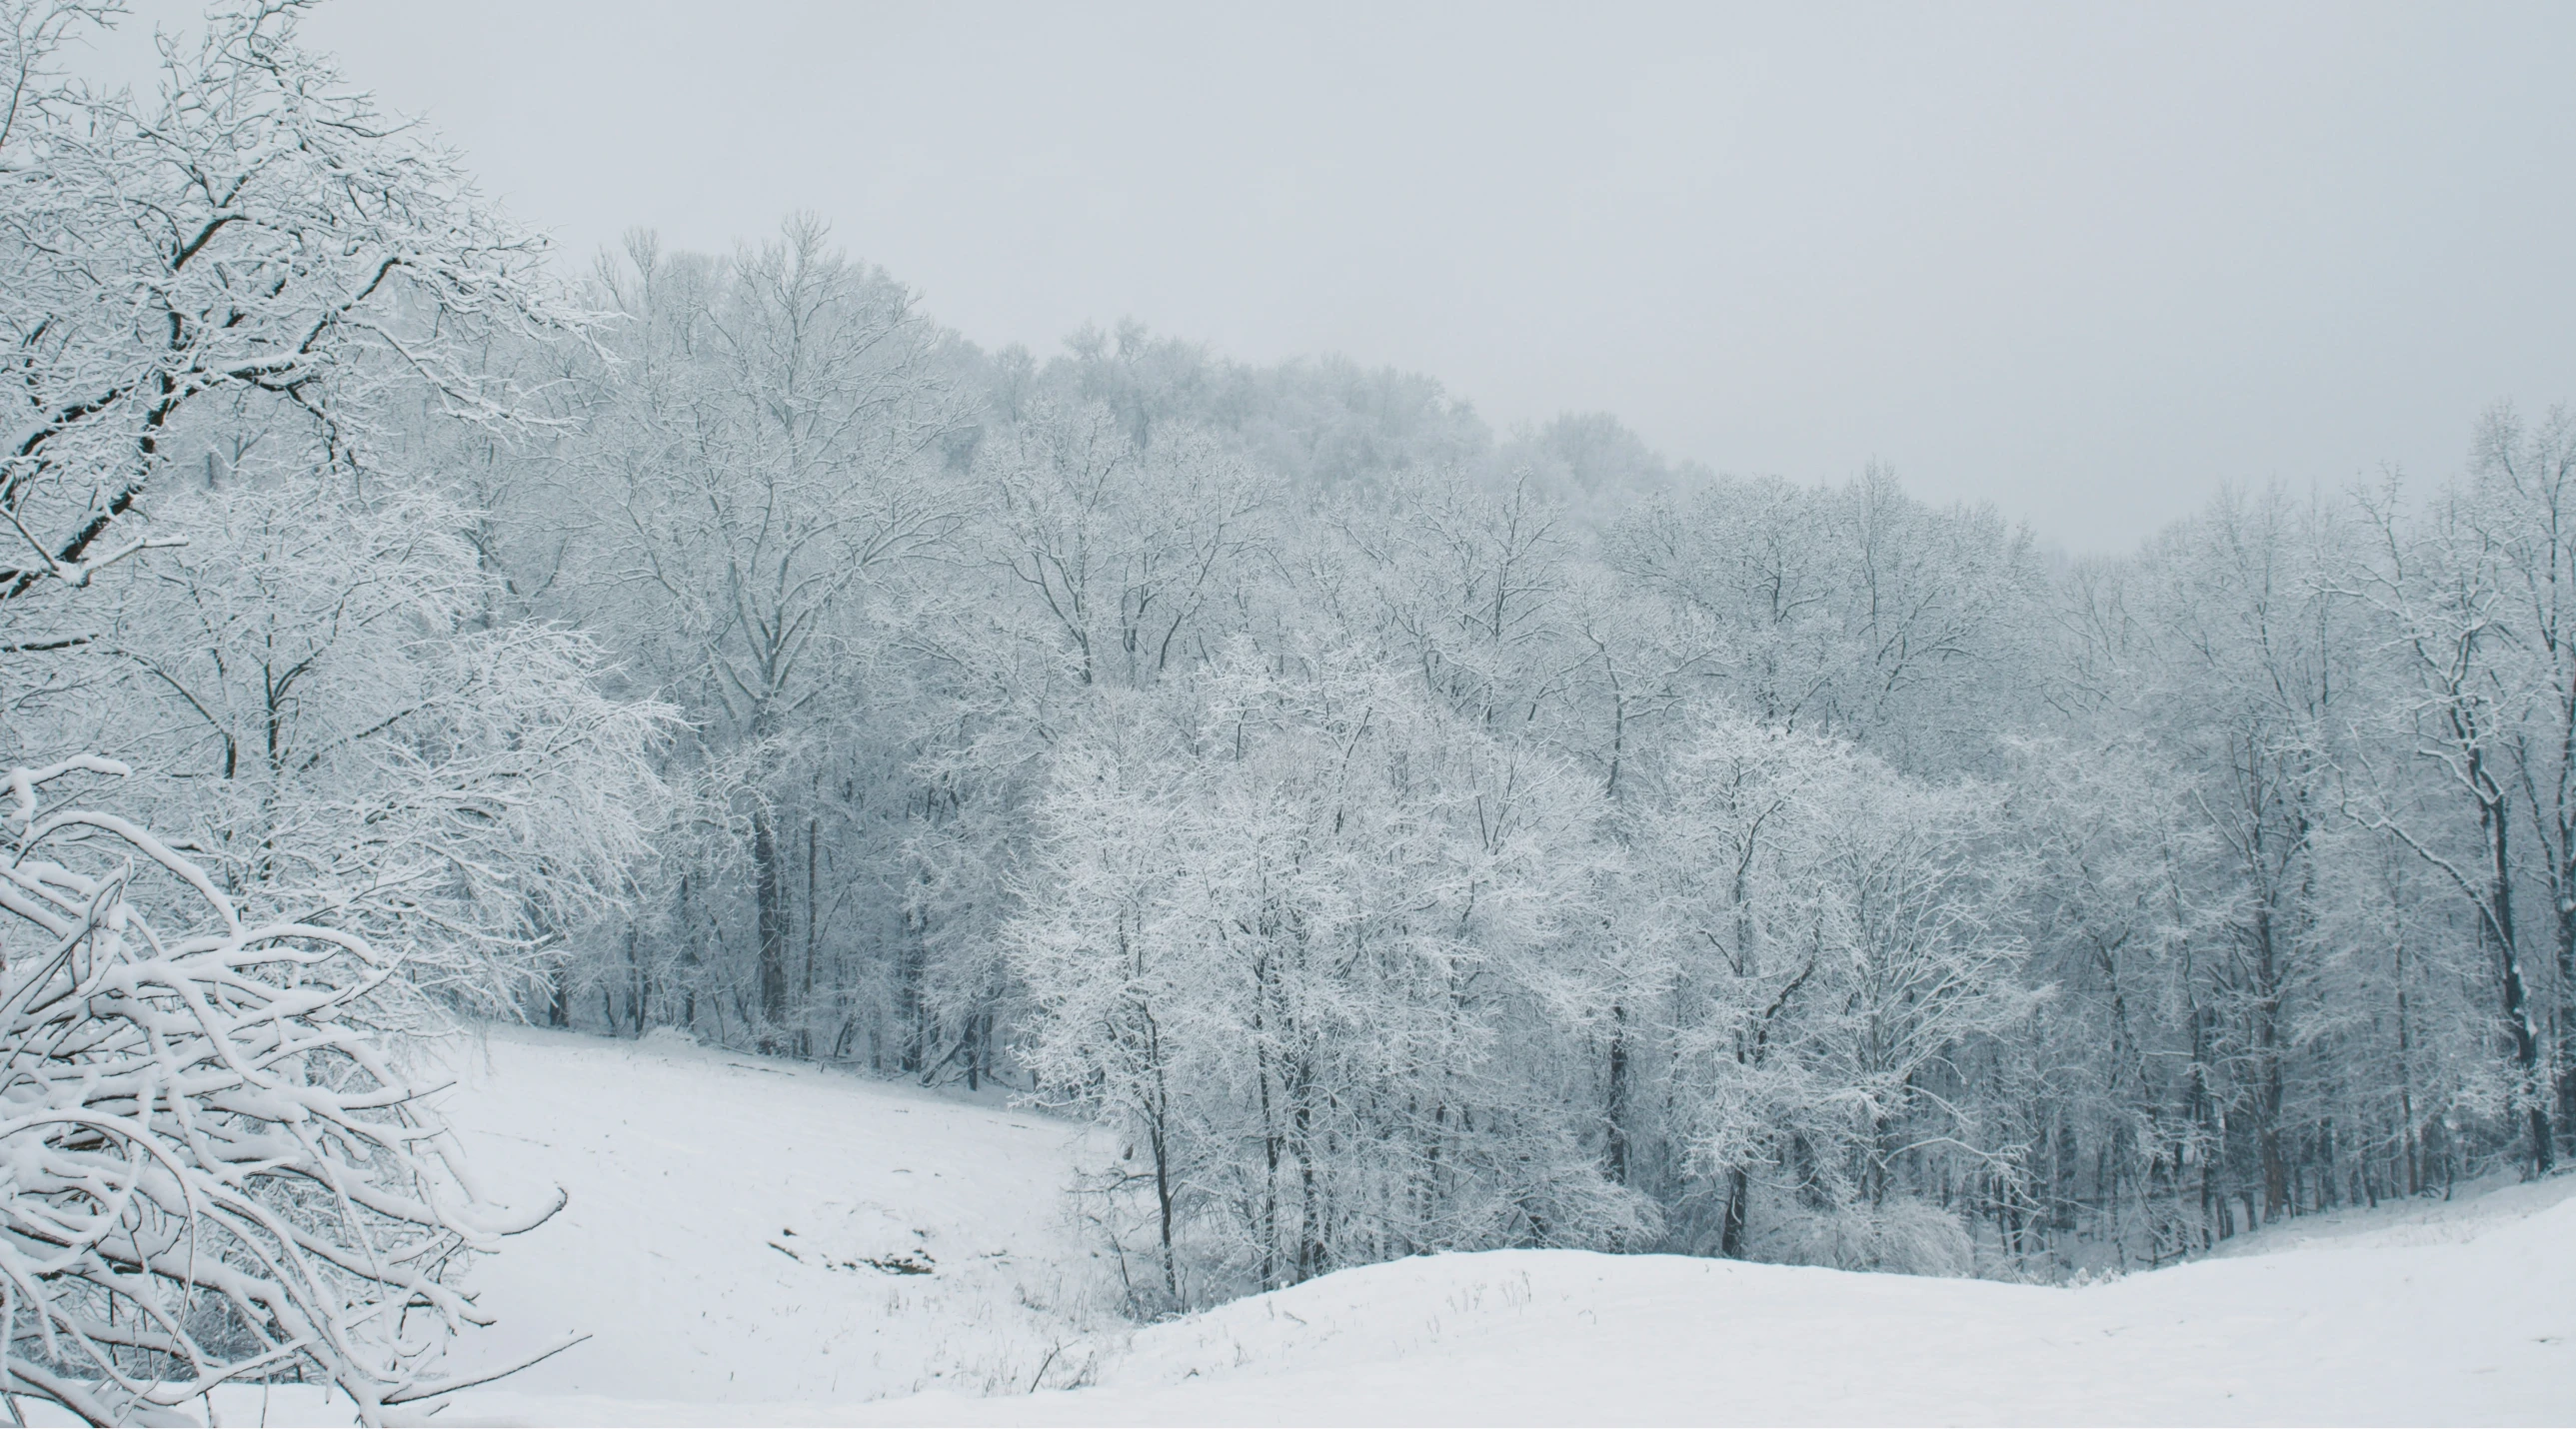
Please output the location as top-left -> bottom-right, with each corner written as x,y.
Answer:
92,1 -> 2576,551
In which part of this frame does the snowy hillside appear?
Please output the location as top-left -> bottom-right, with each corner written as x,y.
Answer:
101,1024 -> 2565,1428
291,1028 -> 2573,1427
411,1026 -> 1118,1422
862,1188 -> 2576,1426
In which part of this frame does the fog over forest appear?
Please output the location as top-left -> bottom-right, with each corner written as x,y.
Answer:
3,3 -> 2573,1423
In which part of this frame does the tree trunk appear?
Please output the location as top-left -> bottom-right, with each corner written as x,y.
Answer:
1720,1164 -> 1749,1258
801,813 -> 820,1058
2474,772 -> 2553,1174
897,904 -> 928,1074
753,802 -> 790,1046
627,920 -> 649,1036
2556,864 -> 2576,1159
1293,1071 -> 1324,1282
1142,1003 -> 1180,1306
1605,1003 -> 1630,1186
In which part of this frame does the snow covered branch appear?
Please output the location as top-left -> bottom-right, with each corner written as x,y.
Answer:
0,756 -> 565,1425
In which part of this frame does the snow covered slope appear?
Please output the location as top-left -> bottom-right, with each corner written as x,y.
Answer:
413,1025 -> 1117,1419
209,1026 -> 2573,1426
864,1182 -> 2576,1427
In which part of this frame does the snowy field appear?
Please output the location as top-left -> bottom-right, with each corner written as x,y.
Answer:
865,1195 -> 2576,1427
414,1025 -> 1121,1415
190,1027 -> 2574,1426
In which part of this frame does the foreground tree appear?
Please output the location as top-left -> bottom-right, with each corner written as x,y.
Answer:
0,0 -> 563,606
0,7 -> 636,1416
0,758 -> 575,1425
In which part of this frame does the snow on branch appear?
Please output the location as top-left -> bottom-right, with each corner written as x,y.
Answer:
0,757 -> 572,1426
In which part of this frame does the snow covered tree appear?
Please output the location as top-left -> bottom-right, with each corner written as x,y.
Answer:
0,761 -> 577,1424
91,477 -> 675,1015
0,10 -> 646,1414
2453,406 -> 2576,1161
0,0 -> 657,1015
2003,735 -> 2216,1264
2344,465 -> 2560,1175
563,219 -> 967,1049
979,401 -> 1269,694
1604,469 -> 2039,772
0,0 -> 563,610
1013,642 -> 1646,1308
1626,708 -> 2027,1270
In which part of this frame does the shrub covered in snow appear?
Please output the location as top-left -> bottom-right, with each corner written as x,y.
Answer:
0,758 -> 572,1425
1760,1196 -> 1975,1278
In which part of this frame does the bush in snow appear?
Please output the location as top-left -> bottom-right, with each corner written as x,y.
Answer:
1760,1195 -> 1975,1279
0,758 -> 572,1425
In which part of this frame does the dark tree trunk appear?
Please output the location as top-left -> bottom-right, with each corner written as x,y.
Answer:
1294,1070 -> 1324,1283
1605,1003 -> 1630,1186
800,813 -> 820,1058
896,904 -> 928,1074
2556,864 -> 2576,1159
627,920 -> 650,1036
1143,1005 -> 1180,1305
2472,768 -> 2554,1174
753,803 -> 790,1045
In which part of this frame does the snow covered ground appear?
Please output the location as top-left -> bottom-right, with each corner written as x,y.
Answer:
409,1025 -> 1121,1415
864,1189 -> 2576,1426
176,1026 -> 2575,1425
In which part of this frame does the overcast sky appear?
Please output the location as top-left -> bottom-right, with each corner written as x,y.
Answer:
97,1 -> 2576,551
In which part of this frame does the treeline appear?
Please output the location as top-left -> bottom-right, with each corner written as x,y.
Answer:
495,224 -> 2576,1302
11,2 -> 2574,1324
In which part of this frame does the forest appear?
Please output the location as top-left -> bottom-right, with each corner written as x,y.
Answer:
2,2 -> 2572,1417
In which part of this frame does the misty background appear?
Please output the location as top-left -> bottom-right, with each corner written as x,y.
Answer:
88,0 -> 2576,551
